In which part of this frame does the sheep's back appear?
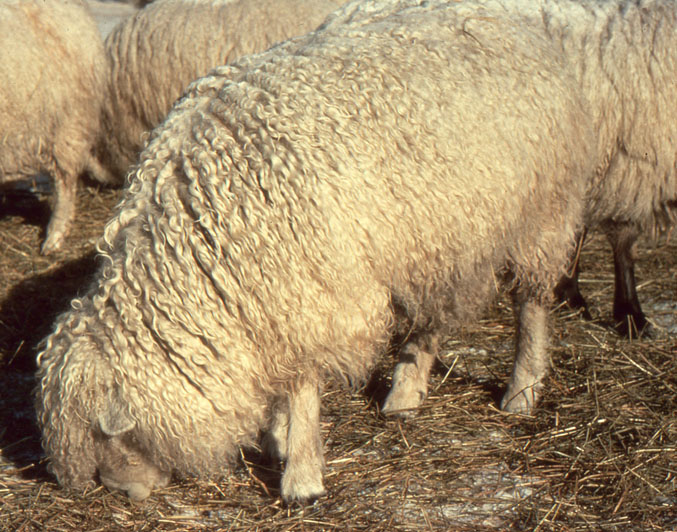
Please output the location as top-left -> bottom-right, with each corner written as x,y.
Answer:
454,0 -> 677,236
101,0 -> 344,180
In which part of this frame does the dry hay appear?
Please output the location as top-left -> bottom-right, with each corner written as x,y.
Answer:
0,183 -> 675,531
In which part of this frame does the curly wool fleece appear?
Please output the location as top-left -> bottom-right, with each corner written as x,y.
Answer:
36,1 -> 594,501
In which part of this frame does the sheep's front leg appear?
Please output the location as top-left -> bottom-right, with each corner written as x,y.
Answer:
501,299 -> 550,414
280,380 -> 325,503
382,335 -> 437,417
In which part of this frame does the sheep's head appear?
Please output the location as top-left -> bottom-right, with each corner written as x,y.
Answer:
94,395 -> 171,501
37,328 -> 171,500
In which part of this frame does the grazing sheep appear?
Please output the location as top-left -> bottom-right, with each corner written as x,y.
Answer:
99,0 -> 345,181
36,2 -> 594,501
385,0 -> 677,418
513,0 -> 677,337
0,0 -> 110,254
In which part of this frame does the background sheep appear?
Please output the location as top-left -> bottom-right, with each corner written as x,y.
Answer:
98,0 -> 345,181
554,222 -> 661,338
427,0 -> 675,340
510,0 -> 677,338
36,2 -> 594,502
0,0 -> 110,254
384,0 -> 677,417
360,0 -> 677,340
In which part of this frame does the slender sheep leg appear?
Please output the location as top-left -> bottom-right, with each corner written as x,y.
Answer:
501,299 -> 550,414
605,223 -> 651,338
280,380 -> 325,503
41,170 -> 76,254
382,335 -> 438,417
554,228 -> 592,319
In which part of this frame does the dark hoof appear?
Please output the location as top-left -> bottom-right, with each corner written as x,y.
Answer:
579,307 -> 593,321
554,282 -> 592,320
614,315 -> 654,339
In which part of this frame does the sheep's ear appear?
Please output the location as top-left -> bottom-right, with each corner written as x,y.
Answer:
98,395 -> 136,437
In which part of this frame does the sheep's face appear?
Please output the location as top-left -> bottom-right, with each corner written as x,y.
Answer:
95,434 -> 171,501
94,395 -> 170,500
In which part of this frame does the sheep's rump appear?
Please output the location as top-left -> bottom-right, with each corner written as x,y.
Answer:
100,0 -> 345,180
37,4 -> 592,484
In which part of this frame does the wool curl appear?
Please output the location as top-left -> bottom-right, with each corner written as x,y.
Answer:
36,2 -> 594,498
0,0 -> 110,254
98,0 -> 345,182
342,0 -> 677,235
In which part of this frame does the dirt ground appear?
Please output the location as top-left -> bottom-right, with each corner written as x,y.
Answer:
0,1 -> 675,530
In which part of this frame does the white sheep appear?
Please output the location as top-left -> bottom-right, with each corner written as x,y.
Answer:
36,2 -> 594,502
384,0 -> 677,416
98,0 -> 345,181
0,0 -> 111,254
511,0 -> 677,338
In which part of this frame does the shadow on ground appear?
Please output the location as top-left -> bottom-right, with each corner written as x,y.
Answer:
0,189 -> 50,233
0,252 -> 101,480
0,252 -> 100,372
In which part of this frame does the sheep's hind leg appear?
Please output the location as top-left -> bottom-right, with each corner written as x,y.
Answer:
605,222 -> 653,338
280,380 -> 325,504
262,398 -> 290,461
382,334 -> 438,418
41,169 -> 76,254
554,228 -> 592,320
501,299 -> 550,414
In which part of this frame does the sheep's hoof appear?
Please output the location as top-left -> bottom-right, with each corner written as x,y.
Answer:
614,315 -> 655,339
40,231 -> 65,255
281,469 -> 325,505
500,387 -> 537,415
381,387 -> 426,418
381,361 -> 428,418
282,486 -> 326,506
